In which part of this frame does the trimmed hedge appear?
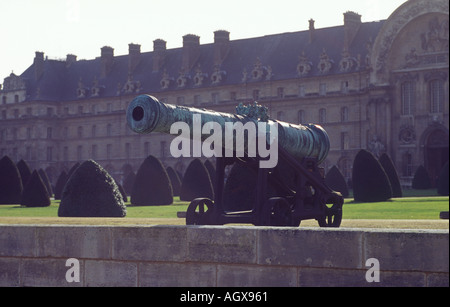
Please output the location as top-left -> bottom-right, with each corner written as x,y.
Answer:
180,158 -> 214,201
412,165 -> 432,190
21,170 -> 50,207
352,149 -> 392,202
54,170 -> 69,200
325,165 -> 349,198
58,160 -> 126,217
379,153 -> 402,198
131,155 -> 173,206
0,156 -> 23,204
16,160 -> 32,188
38,169 -> 53,197
166,166 -> 181,197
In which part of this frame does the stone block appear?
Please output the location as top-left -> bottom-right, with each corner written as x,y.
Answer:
112,225 -> 187,262
217,264 -> 297,287
0,226 -> 36,257
187,226 -> 257,264
36,225 -> 111,259
139,263 -> 216,287
0,258 -> 20,286
21,258 -> 83,287
258,227 -> 363,269
364,229 -> 449,273
85,260 -> 137,287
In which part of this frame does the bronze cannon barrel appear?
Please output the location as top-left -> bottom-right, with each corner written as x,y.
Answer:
126,94 -> 330,164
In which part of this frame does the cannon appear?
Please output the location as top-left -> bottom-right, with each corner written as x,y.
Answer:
127,94 -> 343,227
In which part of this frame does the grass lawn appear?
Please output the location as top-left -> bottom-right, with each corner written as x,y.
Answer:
0,195 -> 448,220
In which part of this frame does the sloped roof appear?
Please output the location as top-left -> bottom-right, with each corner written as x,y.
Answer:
19,20 -> 385,102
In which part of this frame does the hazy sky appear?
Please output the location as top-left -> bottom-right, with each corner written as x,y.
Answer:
0,0 -> 406,82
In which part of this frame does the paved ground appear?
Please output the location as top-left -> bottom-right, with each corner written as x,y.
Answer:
0,217 -> 448,229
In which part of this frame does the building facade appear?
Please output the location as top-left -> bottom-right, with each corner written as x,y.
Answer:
0,0 -> 448,188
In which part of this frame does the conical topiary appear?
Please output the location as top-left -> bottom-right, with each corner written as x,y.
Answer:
54,170 -> 69,200
412,165 -> 432,190
180,158 -> 214,201
123,171 -> 135,196
166,166 -> 181,197
67,162 -> 80,179
204,160 -> 216,186
58,160 -> 126,217
325,165 -> 349,198
352,149 -> 392,202
0,155 -> 23,204
21,170 -> 51,207
437,161 -> 449,196
16,160 -> 32,188
379,153 -> 402,198
38,168 -> 53,197
131,155 -> 173,206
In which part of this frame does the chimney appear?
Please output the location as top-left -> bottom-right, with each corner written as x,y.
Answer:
66,54 -> 77,68
128,43 -> 141,73
182,34 -> 200,70
308,19 -> 315,43
344,11 -> 361,48
100,46 -> 114,78
214,30 -> 230,65
34,51 -> 44,80
152,39 -> 166,72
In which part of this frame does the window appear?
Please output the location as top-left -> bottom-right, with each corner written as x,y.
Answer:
212,93 -> 219,104
77,126 -> 83,138
341,81 -> 349,93
252,89 -> 260,101
430,79 -> 444,113
78,106 -> 83,114
319,83 -> 327,96
14,95 -> 19,103
319,108 -> 326,123
230,92 -> 237,101
107,124 -> 112,137
63,146 -> 68,161
297,110 -> 305,124
340,107 -> 349,122
2,96 -> 6,104
298,85 -> 305,97
92,125 -> 97,137
341,132 -> 349,150
47,127 -> 53,139
277,87 -> 284,98
401,81 -> 414,115
402,152 -> 413,177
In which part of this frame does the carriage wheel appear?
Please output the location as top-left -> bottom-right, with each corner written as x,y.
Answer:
260,197 -> 294,226
317,192 -> 343,227
186,198 -> 214,225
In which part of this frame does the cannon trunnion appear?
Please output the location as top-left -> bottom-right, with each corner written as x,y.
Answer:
127,94 -> 343,227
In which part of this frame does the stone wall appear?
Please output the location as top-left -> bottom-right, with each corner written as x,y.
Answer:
0,224 -> 448,287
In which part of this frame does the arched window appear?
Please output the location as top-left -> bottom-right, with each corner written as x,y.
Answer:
340,107 -> 349,122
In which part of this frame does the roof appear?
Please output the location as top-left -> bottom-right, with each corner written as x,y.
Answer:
18,20 -> 385,102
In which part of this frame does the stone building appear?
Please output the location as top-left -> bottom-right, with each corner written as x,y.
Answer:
0,0 -> 448,188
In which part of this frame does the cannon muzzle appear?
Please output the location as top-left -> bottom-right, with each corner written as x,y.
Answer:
127,94 -> 330,164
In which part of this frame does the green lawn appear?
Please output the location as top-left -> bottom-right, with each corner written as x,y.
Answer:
0,195 -> 448,220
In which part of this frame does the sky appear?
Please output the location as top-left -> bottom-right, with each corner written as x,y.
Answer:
0,0 -> 407,83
